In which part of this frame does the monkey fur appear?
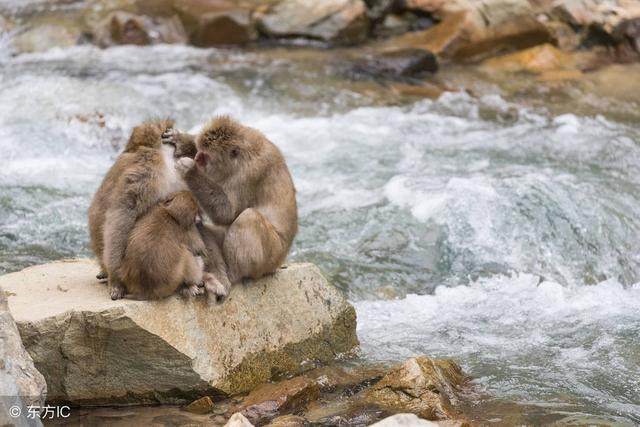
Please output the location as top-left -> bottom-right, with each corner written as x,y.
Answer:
118,191 -> 208,299
88,119 -> 197,299
173,116 -> 298,296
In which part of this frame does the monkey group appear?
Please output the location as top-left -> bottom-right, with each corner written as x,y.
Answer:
88,117 -> 298,300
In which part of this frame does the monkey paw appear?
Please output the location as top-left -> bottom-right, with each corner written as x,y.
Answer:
96,270 -> 108,283
109,281 -> 126,300
203,273 -> 230,301
175,157 -> 195,176
161,127 -> 177,146
180,284 -> 205,298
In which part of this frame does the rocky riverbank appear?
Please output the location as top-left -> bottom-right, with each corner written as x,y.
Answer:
0,261 -> 476,426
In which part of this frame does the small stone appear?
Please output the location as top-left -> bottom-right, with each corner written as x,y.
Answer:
364,356 -> 466,421
353,48 -> 438,78
237,376 -> 320,425
185,396 -> 215,415
225,412 -> 255,427
370,413 -> 439,426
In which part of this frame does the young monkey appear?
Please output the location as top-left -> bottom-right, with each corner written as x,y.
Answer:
88,119 -> 197,299
118,191 -> 209,299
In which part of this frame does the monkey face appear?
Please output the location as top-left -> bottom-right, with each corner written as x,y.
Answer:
163,191 -> 200,227
195,136 -> 244,181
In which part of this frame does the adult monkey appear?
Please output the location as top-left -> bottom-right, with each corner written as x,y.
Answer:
169,116 -> 298,297
89,119 -> 229,299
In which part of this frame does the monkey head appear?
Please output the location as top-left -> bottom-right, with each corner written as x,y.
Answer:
194,116 -> 263,181
162,191 -> 200,228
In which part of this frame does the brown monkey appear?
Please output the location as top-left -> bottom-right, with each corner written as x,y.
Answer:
118,191 -> 208,299
172,116 -> 298,297
88,119 -> 199,299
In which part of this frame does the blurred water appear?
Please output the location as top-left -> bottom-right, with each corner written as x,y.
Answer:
1,42 -> 639,423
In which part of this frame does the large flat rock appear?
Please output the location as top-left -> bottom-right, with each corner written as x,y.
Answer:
0,260 -> 358,406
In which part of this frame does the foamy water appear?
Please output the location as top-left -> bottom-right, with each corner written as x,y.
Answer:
1,42 -> 639,423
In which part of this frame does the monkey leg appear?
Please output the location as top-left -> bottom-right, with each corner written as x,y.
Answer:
197,223 -> 232,300
178,253 -> 205,298
223,208 -> 286,284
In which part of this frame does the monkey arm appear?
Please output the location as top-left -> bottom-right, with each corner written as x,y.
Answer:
184,168 -> 236,225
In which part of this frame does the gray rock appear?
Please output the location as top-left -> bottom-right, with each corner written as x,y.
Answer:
0,291 -> 46,427
0,260 -> 358,406
258,0 -> 370,44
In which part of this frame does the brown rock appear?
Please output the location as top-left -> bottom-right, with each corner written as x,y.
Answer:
173,0 -> 256,46
481,43 -> 575,74
12,23 -> 79,53
93,11 -> 187,47
389,0 -> 552,60
306,364 -> 385,393
237,376 -> 320,425
185,396 -> 215,414
364,356 -> 466,421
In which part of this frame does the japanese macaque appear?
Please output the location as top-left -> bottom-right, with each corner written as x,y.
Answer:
88,119 -> 197,299
118,191 -> 208,299
170,116 -> 298,296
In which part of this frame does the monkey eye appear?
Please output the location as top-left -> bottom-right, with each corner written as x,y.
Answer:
230,148 -> 239,158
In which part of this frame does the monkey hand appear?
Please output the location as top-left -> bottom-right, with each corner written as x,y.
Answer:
161,127 -> 177,146
175,157 -> 195,176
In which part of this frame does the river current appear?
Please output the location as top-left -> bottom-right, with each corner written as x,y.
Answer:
1,43 -> 639,424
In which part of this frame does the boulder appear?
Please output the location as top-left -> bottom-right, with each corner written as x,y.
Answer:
0,260 -> 358,406
93,11 -> 188,47
364,356 -> 466,421
173,0 -> 257,46
257,0 -> 370,45
386,0 -> 552,60
0,292 -> 47,427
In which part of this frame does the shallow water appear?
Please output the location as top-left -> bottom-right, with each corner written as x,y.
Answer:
1,41 -> 640,424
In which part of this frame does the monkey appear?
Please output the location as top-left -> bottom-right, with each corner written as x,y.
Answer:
88,119 -> 201,299
118,191 -> 209,299
170,116 -> 298,297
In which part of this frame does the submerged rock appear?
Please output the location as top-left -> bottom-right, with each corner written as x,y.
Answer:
0,292 -> 47,427
353,48 -> 438,78
0,260 -> 358,406
364,356 -> 466,421
184,395 -> 216,414
12,23 -> 79,53
257,0 -> 370,44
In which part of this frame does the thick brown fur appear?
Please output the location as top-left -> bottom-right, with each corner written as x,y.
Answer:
174,116 -> 298,292
88,119 -> 197,299
118,191 -> 207,299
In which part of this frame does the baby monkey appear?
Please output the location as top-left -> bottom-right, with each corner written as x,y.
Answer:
118,191 -> 208,299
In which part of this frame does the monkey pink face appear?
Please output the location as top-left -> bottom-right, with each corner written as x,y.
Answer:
194,151 -> 210,168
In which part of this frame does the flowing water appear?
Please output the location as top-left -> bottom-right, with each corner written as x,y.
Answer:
1,40 -> 640,424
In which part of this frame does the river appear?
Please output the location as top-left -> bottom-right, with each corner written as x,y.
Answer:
1,42 -> 639,424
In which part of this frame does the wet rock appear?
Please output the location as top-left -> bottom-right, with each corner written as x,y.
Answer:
184,396 -> 215,414
93,11 -> 187,47
306,364 -> 384,394
364,356 -> 466,421
236,376 -> 320,425
173,0 -> 256,46
0,260 -> 358,406
266,414 -> 308,426
0,291 -> 47,427
481,43 -> 575,74
370,413 -> 438,426
353,48 -> 438,78
388,0 -> 552,60
225,412 -> 255,427
257,0 -> 370,45
12,23 -> 79,53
